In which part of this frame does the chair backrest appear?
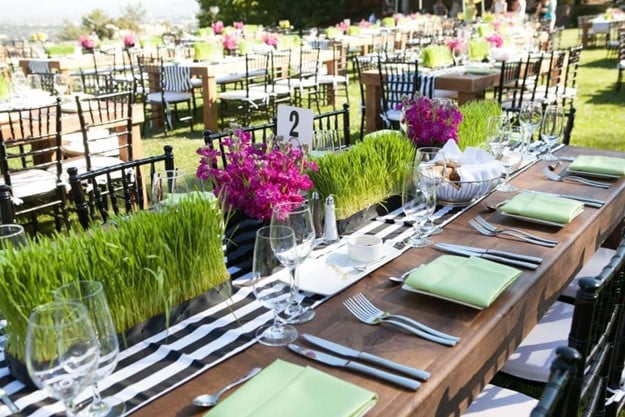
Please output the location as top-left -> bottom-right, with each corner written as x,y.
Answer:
566,236 -> 625,416
561,45 -> 582,106
203,122 -> 277,169
269,49 -> 292,84
31,71 -> 55,94
378,58 -> 419,116
295,47 -> 320,81
75,90 -> 134,171
619,28 -> 625,62
313,103 -> 351,149
243,53 -> 270,93
530,346 -> 583,417
79,69 -> 116,96
162,62 -> 192,92
68,145 -> 174,229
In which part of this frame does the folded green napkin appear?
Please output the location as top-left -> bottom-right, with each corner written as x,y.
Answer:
500,192 -> 584,224
205,359 -> 378,417
568,155 -> 625,176
404,255 -> 522,309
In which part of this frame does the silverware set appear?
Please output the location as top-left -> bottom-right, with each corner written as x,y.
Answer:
343,293 -> 459,346
469,215 -> 558,247
543,167 -> 611,188
434,242 -> 543,269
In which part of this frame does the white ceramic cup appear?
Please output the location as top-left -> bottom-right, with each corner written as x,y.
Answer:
348,235 -> 384,263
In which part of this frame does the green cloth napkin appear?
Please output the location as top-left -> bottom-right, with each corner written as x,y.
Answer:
500,192 -> 584,224
204,359 -> 378,417
568,155 -> 625,176
404,255 -> 522,309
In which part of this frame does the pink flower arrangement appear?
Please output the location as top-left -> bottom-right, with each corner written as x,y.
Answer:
123,34 -> 136,48
337,21 -> 349,33
262,33 -> 280,47
222,33 -> 238,51
446,38 -> 466,53
359,19 -> 370,28
196,130 -> 318,220
400,94 -> 463,147
79,35 -> 95,51
233,21 -> 244,30
212,20 -> 224,34
486,33 -> 504,48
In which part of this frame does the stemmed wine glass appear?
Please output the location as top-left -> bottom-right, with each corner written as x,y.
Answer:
54,73 -> 70,100
54,281 -> 125,417
415,147 -> 446,236
518,101 -> 543,153
270,201 -> 315,324
401,163 -> 436,248
26,301 -> 100,417
488,123 -> 523,192
245,225 -> 299,346
539,105 -> 565,161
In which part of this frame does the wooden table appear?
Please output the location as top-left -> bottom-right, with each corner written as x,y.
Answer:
361,68 -> 500,133
186,49 -> 336,132
18,55 -> 115,76
131,146 -> 625,417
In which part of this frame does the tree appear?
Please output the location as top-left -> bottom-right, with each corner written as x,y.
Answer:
57,20 -> 82,42
82,9 -> 115,40
116,2 -> 146,32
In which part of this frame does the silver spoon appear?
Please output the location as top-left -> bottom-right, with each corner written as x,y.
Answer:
388,265 -> 424,284
486,199 -> 510,212
192,367 -> 262,407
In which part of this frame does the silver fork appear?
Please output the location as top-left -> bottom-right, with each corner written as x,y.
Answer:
474,215 -> 559,246
468,218 -> 557,248
343,294 -> 458,346
543,167 -> 611,189
352,293 -> 460,342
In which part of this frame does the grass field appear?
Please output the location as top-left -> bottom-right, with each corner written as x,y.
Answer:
140,28 -> 625,177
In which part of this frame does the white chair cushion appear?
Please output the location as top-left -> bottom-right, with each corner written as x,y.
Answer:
62,129 -> 116,157
561,247 -> 616,299
618,60 -> 625,70
500,301 -> 573,383
146,91 -> 193,104
189,78 -> 203,88
433,89 -> 458,99
463,384 -> 538,416
382,109 -> 402,122
219,89 -> 270,102
317,75 -> 348,85
216,73 -> 245,84
0,169 -> 60,200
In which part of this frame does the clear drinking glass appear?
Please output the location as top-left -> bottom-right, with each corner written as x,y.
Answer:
0,224 -> 27,250
26,301 -> 100,417
401,163 -> 436,248
415,147 -> 446,236
151,169 -> 189,206
270,201 -> 316,324
54,281 -> 125,417
540,105 -> 565,161
485,116 -> 509,158
247,225 -> 298,346
518,101 -> 543,152
495,127 -> 524,192
27,74 -> 42,92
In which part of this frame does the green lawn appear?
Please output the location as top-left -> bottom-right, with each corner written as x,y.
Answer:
140,28 -> 625,177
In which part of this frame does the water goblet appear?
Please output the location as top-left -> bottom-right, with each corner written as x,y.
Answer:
0,224 -> 27,250
54,280 -> 125,417
26,301 -> 100,417
27,74 -> 42,92
401,164 -> 436,248
415,147 -> 446,236
518,101 -> 542,152
496,147 -> 524,192
540,105 -> 564,161
150,169 -> 189,207
239,225 -> 298,346
270,201 -> 316,324
485,115 -> 510,158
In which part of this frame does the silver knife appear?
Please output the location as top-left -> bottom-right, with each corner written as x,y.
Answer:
528,191 -> 604,208
287,344 -> 421,390
434,243 -> 539,270
301,333 -> 430,381
437,243 -> 543,264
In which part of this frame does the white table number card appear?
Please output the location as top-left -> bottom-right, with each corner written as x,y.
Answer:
277,105 -> 314,150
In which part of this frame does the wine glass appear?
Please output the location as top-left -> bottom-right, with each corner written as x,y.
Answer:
540,105 -> 564,161
401,163 -> 436,248
241,225 -> 298,346
270,201 -> 316,324
26,301 -> 100,417
518,101 -> 542,153
495,125 -> 524,192
485,116 -> 509,158
54,73 -> 70,99
69,76 -> 84,97
27,74 -> 42,92
415,147 -> 446,236
150,169 -> 189,206
11,70 -> 28,98
54,280 -> 125,417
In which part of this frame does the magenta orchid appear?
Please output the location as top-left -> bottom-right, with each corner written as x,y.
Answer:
212,20 -> 224,34
79,35 -> 95,51
222,33 -> 238,51
400,94 -> 463,148
262,33 -> 280,47
446,38 -> 466,53
123,34 -> 136,48
196,130 -> 318,220
485,33 -> 504,48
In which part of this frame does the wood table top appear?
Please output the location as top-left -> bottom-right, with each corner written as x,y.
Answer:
132,146 -> 625,417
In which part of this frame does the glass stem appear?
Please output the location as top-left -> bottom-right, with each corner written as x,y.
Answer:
287,266 -> 301,309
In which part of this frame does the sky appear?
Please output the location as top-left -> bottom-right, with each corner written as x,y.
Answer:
2,0 -> 200,24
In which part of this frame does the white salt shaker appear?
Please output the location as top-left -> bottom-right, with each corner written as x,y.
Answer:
324,195 -> 339,243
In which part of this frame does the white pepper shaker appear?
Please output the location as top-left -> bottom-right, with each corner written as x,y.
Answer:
323,195 -> 339,243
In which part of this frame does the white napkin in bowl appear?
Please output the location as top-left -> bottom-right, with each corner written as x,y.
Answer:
440,141 -> 503,181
